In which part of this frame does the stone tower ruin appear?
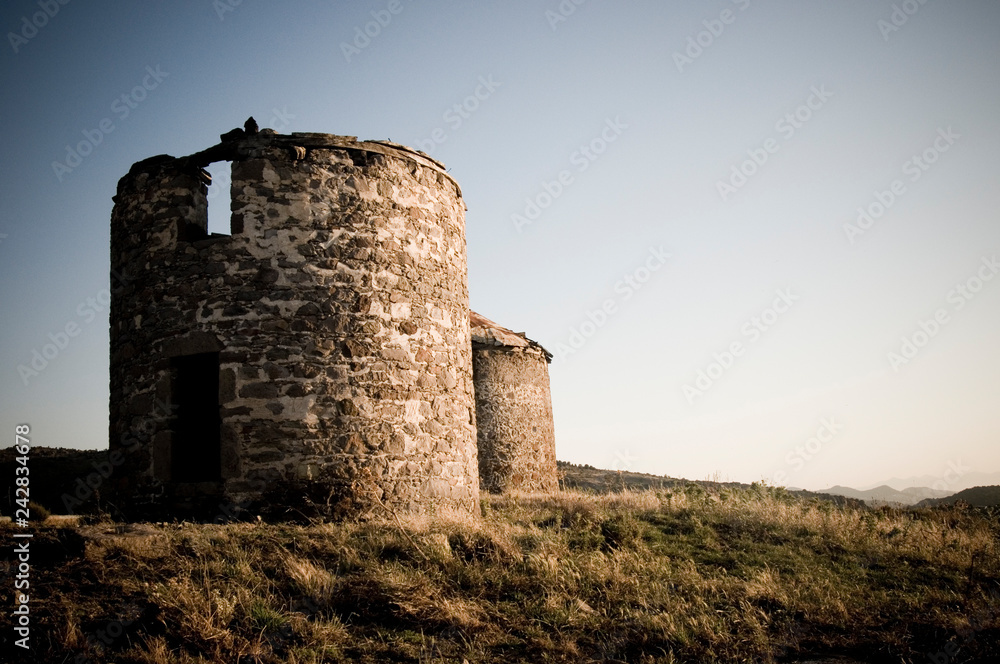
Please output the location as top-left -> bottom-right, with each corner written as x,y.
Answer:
109,125 -> 480,518
471,312 -> 558,493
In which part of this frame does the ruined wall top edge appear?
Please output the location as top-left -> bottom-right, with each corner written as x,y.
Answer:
472,339 -> 552,362
114,131 -> 461,200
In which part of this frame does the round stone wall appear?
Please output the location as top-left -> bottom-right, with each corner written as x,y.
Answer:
109,131 -> 479,518
471,314 -> 558,493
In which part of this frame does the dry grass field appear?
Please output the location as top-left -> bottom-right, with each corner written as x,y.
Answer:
3,483 -> 999,663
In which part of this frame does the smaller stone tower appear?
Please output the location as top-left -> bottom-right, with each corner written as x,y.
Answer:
470,312 -> 558,493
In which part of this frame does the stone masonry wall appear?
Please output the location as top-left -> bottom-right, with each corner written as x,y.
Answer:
473,345 -> 558,493
110,131 -> 479,518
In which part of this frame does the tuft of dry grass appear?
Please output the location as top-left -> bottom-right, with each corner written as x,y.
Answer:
2,484 -> 998,663
284,555 -> 338,606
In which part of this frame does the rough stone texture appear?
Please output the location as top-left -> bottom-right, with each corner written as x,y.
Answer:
471,312 -> 558,493
110,130 -> 479,518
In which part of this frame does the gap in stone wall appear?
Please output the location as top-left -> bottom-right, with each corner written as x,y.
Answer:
204,161 -> 232,237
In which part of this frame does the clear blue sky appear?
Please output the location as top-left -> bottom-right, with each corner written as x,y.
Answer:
2,0 -> 998,492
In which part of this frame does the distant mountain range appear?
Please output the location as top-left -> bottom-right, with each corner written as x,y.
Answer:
819,485 -> 955,506
858,470 -> 1000,493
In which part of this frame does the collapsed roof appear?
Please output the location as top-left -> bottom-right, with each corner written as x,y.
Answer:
470,310 -> 552,362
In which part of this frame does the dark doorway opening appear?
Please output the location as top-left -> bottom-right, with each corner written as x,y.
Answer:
170,352 -> 222,482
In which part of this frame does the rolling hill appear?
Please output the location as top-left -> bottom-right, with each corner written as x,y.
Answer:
916,485 -> 1000,507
